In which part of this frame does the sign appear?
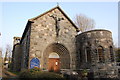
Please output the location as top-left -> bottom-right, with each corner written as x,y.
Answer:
30,58 -> 40,69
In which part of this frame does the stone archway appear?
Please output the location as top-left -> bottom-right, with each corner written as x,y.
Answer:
43,43 -> 70,71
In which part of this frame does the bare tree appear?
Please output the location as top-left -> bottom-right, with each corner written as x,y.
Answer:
74,14 -> 95,32
4,44 -> 12,63
0,48 -> 2,57
0,48 -> 2,77
115,48 -> 120,62
0,33 -> 2,57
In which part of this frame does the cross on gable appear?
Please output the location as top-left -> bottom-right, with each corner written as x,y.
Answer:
50,14 -> 64,37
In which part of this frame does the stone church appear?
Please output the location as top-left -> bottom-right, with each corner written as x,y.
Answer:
11,6 -> 118,78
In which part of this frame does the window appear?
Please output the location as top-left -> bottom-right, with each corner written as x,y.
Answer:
98,46 -> 105,63
80,51 -> 82,62
118,69 -> 120,73
110,46 -> 114,62
86,47 -> 91,63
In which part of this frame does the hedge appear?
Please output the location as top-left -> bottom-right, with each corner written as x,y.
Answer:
19,68 -> 65,80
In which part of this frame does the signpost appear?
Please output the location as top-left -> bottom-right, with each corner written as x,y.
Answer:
30,58 -> 40,69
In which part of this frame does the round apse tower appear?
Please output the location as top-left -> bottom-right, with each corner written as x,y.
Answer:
75,29 -> 118,78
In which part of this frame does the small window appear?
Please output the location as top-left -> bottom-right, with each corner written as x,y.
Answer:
79,50 -> 82,62
86,47 -> 91,63
98,46 -> 105,63
110,46 -> 114,62
118,69 -> 120,73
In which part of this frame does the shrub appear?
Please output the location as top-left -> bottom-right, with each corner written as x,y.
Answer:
19,68 -> 65,80
29,67 -> 41,73
19,69 -> 33,78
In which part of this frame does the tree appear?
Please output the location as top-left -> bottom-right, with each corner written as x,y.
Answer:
4,44 -> 12,63
115,48 -> 120,62
0,48 -> 2,78
0,48 -> 2,57
74,14 -> 95,32
0,33 -> 1,53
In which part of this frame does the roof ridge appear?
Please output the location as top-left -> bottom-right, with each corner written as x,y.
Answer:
20,6 -> 79,43
28,6 -> 79,31
29,6 -> 59,21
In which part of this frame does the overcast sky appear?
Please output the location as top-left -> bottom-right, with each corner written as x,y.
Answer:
0,2 -> 118,56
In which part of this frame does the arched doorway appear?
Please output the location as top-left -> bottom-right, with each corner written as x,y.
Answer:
48,52 -> 60,72
43,43 -> 70,71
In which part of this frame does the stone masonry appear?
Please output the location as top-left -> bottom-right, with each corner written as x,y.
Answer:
11,6 -> 118,78
76,30 -> 118,78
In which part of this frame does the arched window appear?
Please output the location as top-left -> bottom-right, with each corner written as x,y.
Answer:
49,52 -> 60,58
86,47 -> 91,63
110,46 -> 114,62
98,46 -> 105,63
79,51 -> 82,63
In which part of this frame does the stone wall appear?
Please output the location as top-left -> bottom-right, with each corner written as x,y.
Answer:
11,6 -> 118,78
11,37 -> 22,71
12,44 -> 22,71
29,8 -> 77,70
20,24 -> 31,70
76,29 -> 118,78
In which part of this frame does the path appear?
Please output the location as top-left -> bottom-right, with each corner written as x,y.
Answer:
2,68 -> 17,80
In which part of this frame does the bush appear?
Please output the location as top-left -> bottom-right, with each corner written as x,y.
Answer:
19,68 -> 65,80
29,67 -> 41,73
19,69 -> 33,78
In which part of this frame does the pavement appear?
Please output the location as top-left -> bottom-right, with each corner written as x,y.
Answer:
2,68 -> 17,80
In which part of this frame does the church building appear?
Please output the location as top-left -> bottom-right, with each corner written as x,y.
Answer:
11,6 -> 118,78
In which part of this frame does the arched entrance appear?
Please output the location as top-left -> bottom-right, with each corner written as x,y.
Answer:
43,43 -> 70,71
48,52 -> 60,72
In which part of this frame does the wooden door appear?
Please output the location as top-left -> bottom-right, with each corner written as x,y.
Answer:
48,58 -> 60,72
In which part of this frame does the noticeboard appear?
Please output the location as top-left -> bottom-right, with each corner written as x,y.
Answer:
30,58 -> 40,69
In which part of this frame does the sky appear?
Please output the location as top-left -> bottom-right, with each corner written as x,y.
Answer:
0,2 -> 118,56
